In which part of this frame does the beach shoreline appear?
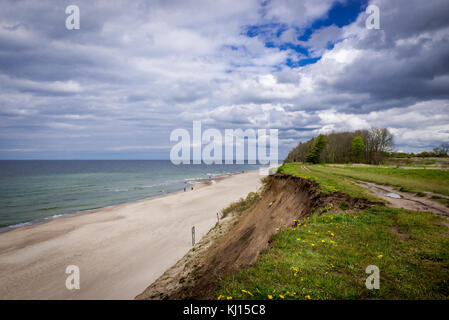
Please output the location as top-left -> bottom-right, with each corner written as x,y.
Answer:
0,170 -> 262,299
0,170 -> 251,234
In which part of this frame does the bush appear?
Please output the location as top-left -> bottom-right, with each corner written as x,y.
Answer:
221,192 -> 259,218
339,201 -> 349,210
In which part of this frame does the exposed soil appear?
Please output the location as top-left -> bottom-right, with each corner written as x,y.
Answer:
357,181 -> 449,219
390,225 -> 410,240
137,174 -> 376,300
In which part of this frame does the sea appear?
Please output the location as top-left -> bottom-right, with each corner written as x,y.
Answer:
0,160 -> 261,231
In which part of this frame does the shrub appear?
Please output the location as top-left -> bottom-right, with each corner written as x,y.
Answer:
339,201 -> 349,210
221,192 -> 259,218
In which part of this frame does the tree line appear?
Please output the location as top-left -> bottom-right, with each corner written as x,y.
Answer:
284,128 -> 395,164
388,143 -> 449,158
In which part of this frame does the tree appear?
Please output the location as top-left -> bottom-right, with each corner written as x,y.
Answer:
351,136 -> 365,163
433,143 -> 449,157
365,128 -> 394,164
442,143 -> 449,155
306,134 -> 326,164
283,128 -> 394,164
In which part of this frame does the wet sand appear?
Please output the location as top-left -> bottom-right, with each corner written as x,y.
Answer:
0,170 -> 262,299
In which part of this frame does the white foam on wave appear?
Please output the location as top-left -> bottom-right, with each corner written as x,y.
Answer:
9,221 -> 32,228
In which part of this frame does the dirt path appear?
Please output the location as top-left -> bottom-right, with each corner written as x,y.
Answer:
357,181 -> 449,219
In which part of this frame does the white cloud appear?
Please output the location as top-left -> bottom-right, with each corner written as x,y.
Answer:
0,0 -> 448,158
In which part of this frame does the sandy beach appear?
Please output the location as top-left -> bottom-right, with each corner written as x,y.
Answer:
0,170 -> 262,299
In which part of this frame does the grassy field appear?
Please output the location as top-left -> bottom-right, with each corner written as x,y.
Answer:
216,163 -> 449,300
279,163 -> 449,197
384,157 -> 449,169
217,207 -> 449,300
277,163 -> 380,201
326,166 -> 449,197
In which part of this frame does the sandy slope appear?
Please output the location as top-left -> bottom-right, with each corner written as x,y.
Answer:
0,171 -> 261,299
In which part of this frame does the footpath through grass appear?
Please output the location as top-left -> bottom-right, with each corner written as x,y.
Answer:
279,163 -> 449,197
216,163 -> 449,300
325,165 -> 449,196
217,207 -> 449,300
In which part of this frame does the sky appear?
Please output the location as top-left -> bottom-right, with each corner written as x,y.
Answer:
0,0 -> 448,160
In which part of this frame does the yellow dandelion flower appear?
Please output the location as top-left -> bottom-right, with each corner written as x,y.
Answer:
378,254 -> 383,258
321,240 -> 325,243
279,295 -> 284,299
268,295 -> 272,300
241,289 -> 253,296
217,295 -> 223,300
311,243 -> 315,246
306,295 -> 311,300
227,296 -> 233,300
275,228 -> 279,231
297,238 -> 301,241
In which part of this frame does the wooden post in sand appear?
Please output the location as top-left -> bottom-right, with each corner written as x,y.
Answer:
191,226 -> 195,246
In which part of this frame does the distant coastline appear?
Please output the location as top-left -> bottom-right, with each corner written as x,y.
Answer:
0,160 -> 261,232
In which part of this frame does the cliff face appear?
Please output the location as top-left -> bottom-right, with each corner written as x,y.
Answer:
137,174 -> 374,300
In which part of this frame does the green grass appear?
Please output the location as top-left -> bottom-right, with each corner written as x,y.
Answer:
277,163 -> 381,201
278,163 -> 449,197
221,192 -> 260,218
383,157 -> 449,169
323,165 -> 449,196
217,207 -> 449,300
216,163 -> 449,300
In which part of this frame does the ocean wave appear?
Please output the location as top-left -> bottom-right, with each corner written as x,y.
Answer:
39,206 -> 61,211
3,221 -> 32,230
